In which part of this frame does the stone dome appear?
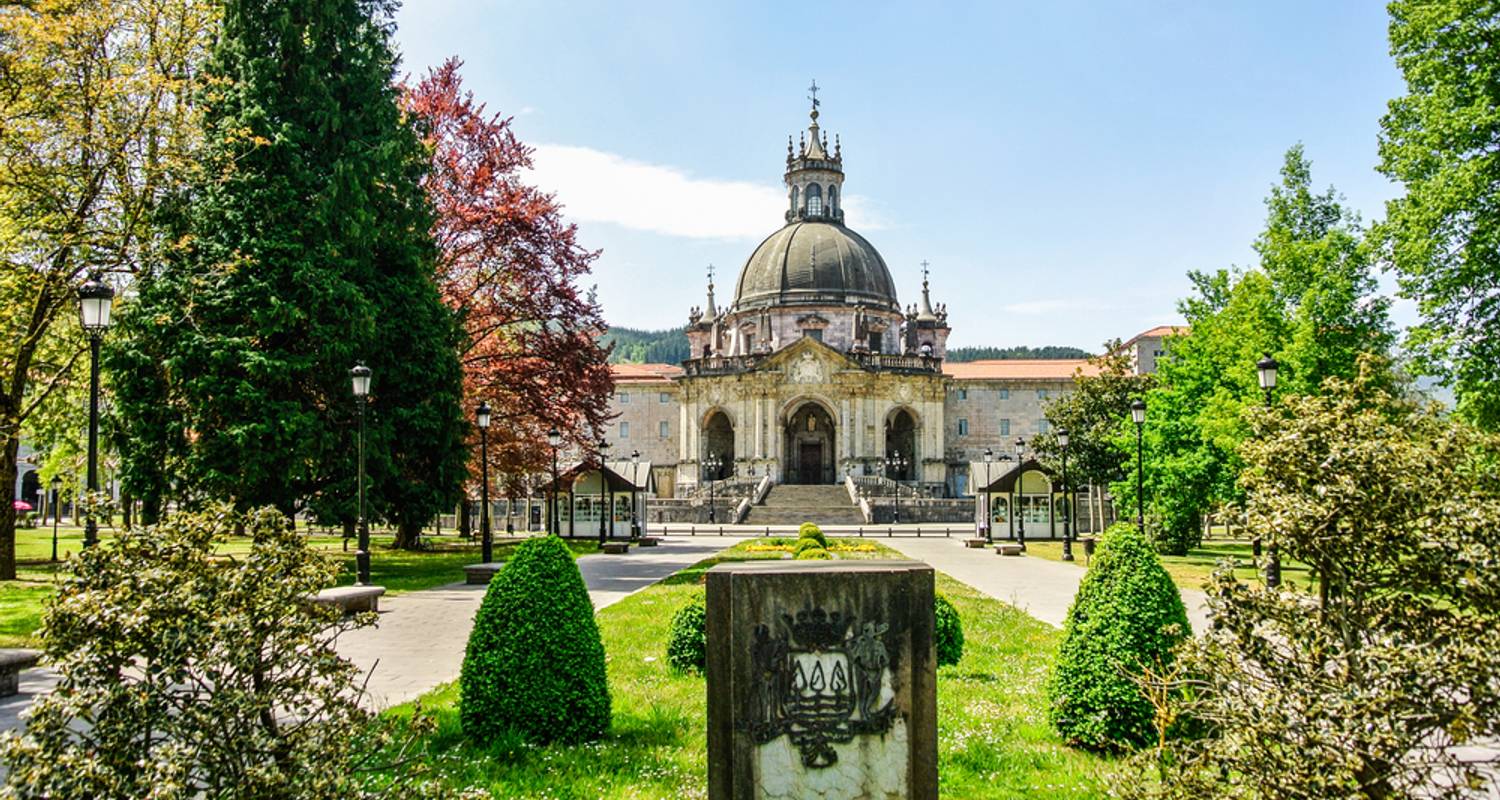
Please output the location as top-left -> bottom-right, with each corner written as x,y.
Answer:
731,221 -> 899,312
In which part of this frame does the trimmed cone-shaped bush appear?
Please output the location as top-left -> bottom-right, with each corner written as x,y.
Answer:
461,535 -> 610,744
934,592 -> 964,668
798,522 -> 828,548
795,546 -> 833,560
666,592 -> 707,674
1049,522 -> 1189,751
793,538 -> 826,556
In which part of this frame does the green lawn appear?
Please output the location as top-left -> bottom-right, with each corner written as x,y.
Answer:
0,524 -> 594,647
381,538 -> 1116,798
1023,538 -> 1311,592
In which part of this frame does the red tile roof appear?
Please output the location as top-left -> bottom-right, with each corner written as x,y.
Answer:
610,363 -> 683,383
1123,325 -> 1188,346
943,359 -> 1101,380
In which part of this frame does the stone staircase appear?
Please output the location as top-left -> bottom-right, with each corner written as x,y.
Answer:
742,484 -> 865,526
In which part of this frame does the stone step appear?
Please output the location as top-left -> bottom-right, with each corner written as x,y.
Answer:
743,484 -> 864,525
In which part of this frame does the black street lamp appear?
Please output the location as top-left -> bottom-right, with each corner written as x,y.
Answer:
703,453 -> 722,523
350,364 -> 372,585
77,277 -> 114,548
629,449 -> 641,540
477,401 -> 493,564
597,439 -> 611,544
883,450 -> 908,524
982,448 -> 994,544
1131,398 -> 1146,534
547,428 -> 561,535
1014,438 -> 1027,551
49,475 -> 61,563
1257,354 -> 1281,588
1060,427 -> 1074,561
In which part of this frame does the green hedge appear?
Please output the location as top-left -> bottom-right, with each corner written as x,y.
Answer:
793,538 -> 825,556
934,592 -> 964,668
1048,523 -> 1189,751
794,546 -> 833,560
461,535 -> 610,744
797,522 -> 828,548
666,593 -> 707,674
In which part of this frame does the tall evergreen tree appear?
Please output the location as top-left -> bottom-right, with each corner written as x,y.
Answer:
111,0 -> 466,544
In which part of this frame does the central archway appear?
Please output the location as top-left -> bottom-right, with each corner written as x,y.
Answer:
885,408 -> 917,481
784,402 -> 837,484
703,410 -> 734,480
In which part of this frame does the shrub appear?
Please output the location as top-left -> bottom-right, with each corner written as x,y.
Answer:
934,593 -> 964,668
0,506 -> 455,798
792,538 -> 826,556
794,546 -> 833,560
797,522 -> 828,548
1049,522 -> 1189,751
461,535 -> 610,744
666,593 -> 707,673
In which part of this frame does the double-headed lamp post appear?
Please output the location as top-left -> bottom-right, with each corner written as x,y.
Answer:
77,278 -> 115,548
884,451 -> 908,524
1257,355 -> 1280,588
629,449 -> 641,540
1014,438 -> 1027,551
1130,399 -> 1146,534
547,428 -> 562,535
703,453 -> 722,523
49,475 -> 61,563
982,448 -> 994,543
350,364 -> 372,585
1059,427 -> 1074,561
477,401 -> 493,564
597,439 -> 611,544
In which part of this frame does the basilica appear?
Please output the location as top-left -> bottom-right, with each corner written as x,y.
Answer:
607,97 -> 1174,508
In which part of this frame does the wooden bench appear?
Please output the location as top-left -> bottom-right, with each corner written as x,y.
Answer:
964,538 -> 988,549
995,543 -> 1025,557
0,649 -> 40,697
464,562 -> 505,585
311,585 -> 386,614
636,536 -> 661,547
601,541 -> 630,554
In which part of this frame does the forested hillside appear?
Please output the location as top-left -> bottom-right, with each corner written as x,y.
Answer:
945,345 -> 1091,361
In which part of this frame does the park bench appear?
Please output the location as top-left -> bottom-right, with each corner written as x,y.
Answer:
0,649 -> 41,697
994,543 -> 1024,557
601,541 -> 630,554
637,536 -> 661,547
464,562 -> 505,585
964,538 -> 987,549
311,585 -> 385,614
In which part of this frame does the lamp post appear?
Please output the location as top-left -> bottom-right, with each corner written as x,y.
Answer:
1059,427 -> 1073,561
883,451 -> 908,524
704,453 -> 722,523
1257,354 -> 1280,588
629,449 -> 641,540
477,401 -> 493,564
547,428 -> 561,535
77,278 -> 114,548
350,364 -> 372,585
983,448 -> 994,543
1014,438 -> 1027,551
597,439 -> 611,544
49,475 -> 61,562
1130,399 -> 1146,534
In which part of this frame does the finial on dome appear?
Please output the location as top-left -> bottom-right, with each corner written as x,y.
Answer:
835,134 -> 841,159
703,264 -> 718,321
917,260 -> 938,321
807,79 -> 820,122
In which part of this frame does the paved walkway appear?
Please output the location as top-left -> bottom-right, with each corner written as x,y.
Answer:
881,538 -> 1212,633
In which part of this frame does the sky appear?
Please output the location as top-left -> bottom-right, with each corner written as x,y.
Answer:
391,1 -> 1410,351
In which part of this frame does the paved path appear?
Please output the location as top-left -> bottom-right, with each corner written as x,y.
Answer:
336,537 -> 734,710
880,538 -> 1212,633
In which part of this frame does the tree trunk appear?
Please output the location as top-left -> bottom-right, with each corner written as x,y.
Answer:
0,437 -> 17,580
394,520 -> 422,550
458,499 -> 471,539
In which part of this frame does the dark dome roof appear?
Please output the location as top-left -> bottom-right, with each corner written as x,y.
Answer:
731,221 -> 899,312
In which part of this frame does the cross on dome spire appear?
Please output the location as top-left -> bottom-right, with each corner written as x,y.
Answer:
808,79 -> 821,118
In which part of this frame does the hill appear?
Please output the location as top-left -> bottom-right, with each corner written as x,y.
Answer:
945,345 -> 1091,362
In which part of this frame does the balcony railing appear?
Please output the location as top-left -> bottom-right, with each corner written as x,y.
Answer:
679,350 -> 942,377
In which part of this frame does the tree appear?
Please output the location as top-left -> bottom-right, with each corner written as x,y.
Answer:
1129,359 -> 1500,798
1378,1 -> 1500,430
402,60 -> 614,500
0,0 -> 213,576
112,0 -> 468,545
0,506 -> 464,798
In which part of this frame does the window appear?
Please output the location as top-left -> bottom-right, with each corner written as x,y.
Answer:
1037,389 -> 1049,400
805,328 -> 823,342
790,186 -> 799,213
998,388 -> 1010,400
806,183 -> 823,215
744,332 -> 755,352
659,392 -> 670,403
1000,418 -> 1011,436
619,422 -> 629,439
659,420 -> 670,439
868,331 -> 882,353
618,392 -> 630,404
957,388 -> 968,401
827,184 -> 839,212
957,418 -> 969,436
1037,419 -> 1050,434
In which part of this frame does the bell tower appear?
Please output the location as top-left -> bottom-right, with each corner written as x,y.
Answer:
785,80 -> 845,225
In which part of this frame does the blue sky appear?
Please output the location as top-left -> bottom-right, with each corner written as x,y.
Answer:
392,1 -> 1408,351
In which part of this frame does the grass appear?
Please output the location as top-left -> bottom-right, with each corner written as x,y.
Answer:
0,523 -> 596,647
1024,538 -> 1311,592
382,538 -> 1116,798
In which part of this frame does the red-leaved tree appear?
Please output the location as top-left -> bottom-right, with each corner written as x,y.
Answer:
404,59 -> 614,514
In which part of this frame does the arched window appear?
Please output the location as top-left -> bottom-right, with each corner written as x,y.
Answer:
827,184 -> 838,212
805,183 -> 823,215
790,186 -> 799,213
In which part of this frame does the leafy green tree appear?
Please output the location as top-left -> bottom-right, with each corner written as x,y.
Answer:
1128,360 -> 1500,799
112,0 -> 467,544
1378,1 -> 1500,429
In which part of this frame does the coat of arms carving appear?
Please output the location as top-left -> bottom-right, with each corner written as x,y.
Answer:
743,606 -> 897,768
790,352 -> 823,384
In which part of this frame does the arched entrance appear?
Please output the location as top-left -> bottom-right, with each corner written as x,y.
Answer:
784,402 -> 836,484
703,410 -> 734,480
885,408 -> 917,481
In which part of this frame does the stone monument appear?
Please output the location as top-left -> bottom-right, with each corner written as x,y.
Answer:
706,560 -> 937,800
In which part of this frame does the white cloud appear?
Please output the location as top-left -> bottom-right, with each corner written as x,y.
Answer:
527,144 -> 883,240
